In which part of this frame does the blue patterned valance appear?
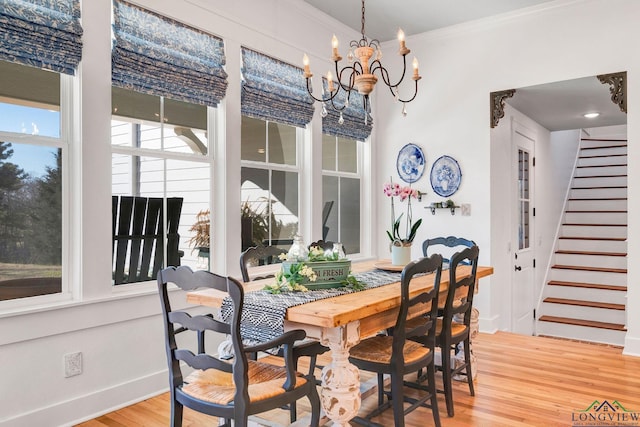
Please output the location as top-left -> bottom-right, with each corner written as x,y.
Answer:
322,79 -> 373,141
0,0 -> 83,75
112,0 -> 227,107
241,47 -> 314,128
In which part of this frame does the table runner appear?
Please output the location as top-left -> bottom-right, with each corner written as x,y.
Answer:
220,269 -> 406,345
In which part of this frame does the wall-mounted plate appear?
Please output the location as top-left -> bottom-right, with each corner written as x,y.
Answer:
396,143 -> 425,183
430,155 -> 461,197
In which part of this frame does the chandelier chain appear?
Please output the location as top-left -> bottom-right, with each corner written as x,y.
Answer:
361,0 -> 366,38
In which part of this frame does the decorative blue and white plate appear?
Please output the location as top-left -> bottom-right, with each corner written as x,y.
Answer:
396,143 -> 425,183
430,155 -> 461,197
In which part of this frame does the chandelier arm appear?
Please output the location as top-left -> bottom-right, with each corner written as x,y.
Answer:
343,61 -> 363,76
369,60 -> 388,84
305,78 -> 340,103
374,66 -> 396,94
382,54 -> 409,88
329,91 -> 349,111
336,65 -> 359,92
394,79 -> 419,104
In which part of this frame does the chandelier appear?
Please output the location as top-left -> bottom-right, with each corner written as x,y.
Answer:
303,0 -> 421,124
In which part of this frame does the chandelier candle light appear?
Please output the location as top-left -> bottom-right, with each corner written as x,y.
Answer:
302,0 -> 421,124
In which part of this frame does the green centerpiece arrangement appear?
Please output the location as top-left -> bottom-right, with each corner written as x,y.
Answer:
264,236 -> 364,293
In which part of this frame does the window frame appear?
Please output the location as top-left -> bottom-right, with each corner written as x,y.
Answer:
321,134 -> 364,256
0,70 -> 74,310
240,117 -> 304,246
110,90 -> 217,290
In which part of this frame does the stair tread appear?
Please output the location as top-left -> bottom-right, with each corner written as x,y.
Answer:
552,264 -> 627,273
565,210 -> 627,213
559,236 -> 626,241
562,223 -> 626,226
538,315 -> 627,331
581,138 -> 627,143
548,280 -> 626,291
568,197 -> 627,200
574,174 -> 627,178
571,186 -> 627,189
579,154 -> 627,159
543,297 -> 625,310
576,164 -> 627,168
555,250 -> 627,257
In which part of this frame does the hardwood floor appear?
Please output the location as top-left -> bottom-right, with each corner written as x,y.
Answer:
77,332 -> 640,426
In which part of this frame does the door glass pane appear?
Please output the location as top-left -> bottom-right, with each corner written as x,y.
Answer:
518,149 -> 530,250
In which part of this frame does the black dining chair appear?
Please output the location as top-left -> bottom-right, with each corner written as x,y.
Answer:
422,235 -> 475,266
239,245 -> 288,282
239,244 -> 329,423
411,245 -> 480,417
349,254 -> 443,427
157,266 -> 321,427
436,245 -> 479,417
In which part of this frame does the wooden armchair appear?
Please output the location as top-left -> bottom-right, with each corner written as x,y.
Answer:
157,266 -> 320,427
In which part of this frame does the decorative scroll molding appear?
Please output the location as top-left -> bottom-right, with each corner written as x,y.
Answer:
490,89 -> 516,128
597,71 -> 627,113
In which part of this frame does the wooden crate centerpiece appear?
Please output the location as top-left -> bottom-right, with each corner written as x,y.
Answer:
281,259 -> 351,289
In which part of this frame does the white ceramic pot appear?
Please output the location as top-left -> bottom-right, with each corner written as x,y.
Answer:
390,242 -> 412,266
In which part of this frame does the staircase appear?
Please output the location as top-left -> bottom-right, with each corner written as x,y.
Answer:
536,137 -> 628,346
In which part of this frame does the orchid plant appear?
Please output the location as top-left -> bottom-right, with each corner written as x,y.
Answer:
383,179 -> 423,246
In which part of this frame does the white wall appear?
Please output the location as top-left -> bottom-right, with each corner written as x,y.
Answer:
0,1 -> 362,426
373,0 -> 640,354
3,1 -> 640,425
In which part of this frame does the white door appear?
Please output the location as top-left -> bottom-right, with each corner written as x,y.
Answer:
511,122 -> 535,335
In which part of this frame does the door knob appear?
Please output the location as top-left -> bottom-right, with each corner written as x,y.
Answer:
514,265 -> 522,271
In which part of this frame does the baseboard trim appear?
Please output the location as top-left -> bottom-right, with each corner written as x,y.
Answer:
1,370 -> 168,427
623,334 -> 640,357
479,313 -> 500,334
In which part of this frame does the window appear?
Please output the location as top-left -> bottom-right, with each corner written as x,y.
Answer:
322,134 -> 361,254
111,88 -> 213,283
0,61 -> 66,301
240,116 -> 300,250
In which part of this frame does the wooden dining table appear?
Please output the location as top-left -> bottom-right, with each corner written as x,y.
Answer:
187,259 -> 494,427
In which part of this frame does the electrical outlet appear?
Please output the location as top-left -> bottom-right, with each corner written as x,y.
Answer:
64,352 -> 82,377
461,203 -> 471,216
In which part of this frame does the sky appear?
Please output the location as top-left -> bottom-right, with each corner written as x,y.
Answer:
0,103 -> 59,177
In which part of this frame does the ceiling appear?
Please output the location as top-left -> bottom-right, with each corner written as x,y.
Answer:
302,0 -> 628,131
303,0 -> 556,42
506,76 -> 627,131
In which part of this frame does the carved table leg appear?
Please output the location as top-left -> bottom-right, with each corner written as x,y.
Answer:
319,322 -> 361,427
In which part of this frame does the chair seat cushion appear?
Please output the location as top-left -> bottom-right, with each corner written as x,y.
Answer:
436,318 -> 468,338
350,335 -> 430,365
183,360 -> 307,405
